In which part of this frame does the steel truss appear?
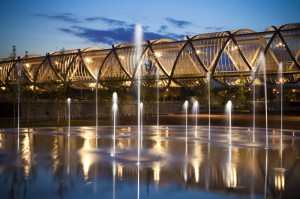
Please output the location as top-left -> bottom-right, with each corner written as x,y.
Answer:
0,23 -> 300,92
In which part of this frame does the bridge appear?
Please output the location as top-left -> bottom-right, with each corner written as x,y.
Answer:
0,23 -> 300,91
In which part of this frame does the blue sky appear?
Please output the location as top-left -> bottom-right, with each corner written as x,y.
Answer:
0,0 -> 299,58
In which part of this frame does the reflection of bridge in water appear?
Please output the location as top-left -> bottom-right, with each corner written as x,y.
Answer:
0,23 -> 300,91
1,126 -> 299,198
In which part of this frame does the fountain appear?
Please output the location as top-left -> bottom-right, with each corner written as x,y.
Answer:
264,148 -> 269,199
227,145 -> 233,188
66,98 -> 71,175
2,25 -> 300,199
193,101 -> 199,136
135,23 -> 143,199
113,161 -> 116,199
67,98 -> 71,137
207,72 -> 211,139
95,74 -> 99,139
260,53 -> 269,149
140,102 -> 143,147
279,62 -> 283,148
226,100 -> 232,145
156,68 -> 160,129
17,62 -> 21,149
112,92 -> 118,156
184,100 -> 188,144
252,69 -> 256,142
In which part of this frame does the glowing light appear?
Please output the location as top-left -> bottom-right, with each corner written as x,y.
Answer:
83,137 -> 91,149
119,55 -> 125,60
165,129 -> 169,137
274,171 -> 285,190
22,133 -> 32,179
276,42 -> 285,48
52,136 -> 59,173
154,52 -> 162,58
230,166 -> 237,187
85,57 -> 93,63
81,137 -> 93,180
117,164 -> 123,179
195,50 -> 201,54
82,155 -> 91,180
153,139 -> 162,151
192,158 -> 200,183
279,78 -> 284,84
25,63 -> 30,68
231,45 -> 238,51
153,162 -> 160,183
89,83 -> 96,88
0,134 -> 3,149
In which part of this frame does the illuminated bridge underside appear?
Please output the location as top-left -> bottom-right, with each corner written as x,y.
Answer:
1,23 -> 300,91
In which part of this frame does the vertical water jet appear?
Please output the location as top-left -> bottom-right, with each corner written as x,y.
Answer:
135,24 -> 143,199
112,92 -> 118,156
67,98 -> 71,137
207,72 -> 211,139
226,100 -> 232,145
252,69 -> 256,142
279,62 -> 283,149
193,101 -> 199,137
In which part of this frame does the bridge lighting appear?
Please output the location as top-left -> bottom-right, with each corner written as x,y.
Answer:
85,57 -> 92,63
276,42 -> 285,48
231,45 -> 238,51
279,78 -> 284,84
0,23 -> 298,91
155,52 -> 162,58
89,83 -> 96,88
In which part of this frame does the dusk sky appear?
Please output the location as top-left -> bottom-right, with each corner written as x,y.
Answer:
1,0 -> 299,58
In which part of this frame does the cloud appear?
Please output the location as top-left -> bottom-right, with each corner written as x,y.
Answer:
204,26 -> 223,31
58,26 -> 183,45
85,17 -> 128,27
168,33 -> 186,40
58,28 -> 76,34
166,18 -> 192,28
158,25 -> 168,33
33,13 -> 79,23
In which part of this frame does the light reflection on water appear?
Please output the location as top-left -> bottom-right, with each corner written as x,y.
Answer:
0,126 -> 299,199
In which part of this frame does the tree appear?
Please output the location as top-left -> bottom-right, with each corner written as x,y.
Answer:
9,46 -> 16,58
141,56 -> 157,117
217,88 -> 230,106
236,75 -> 251,109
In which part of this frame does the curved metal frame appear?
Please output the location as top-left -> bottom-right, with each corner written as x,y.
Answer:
0,23 -> 300,91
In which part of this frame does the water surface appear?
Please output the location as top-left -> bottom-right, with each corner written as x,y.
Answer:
0,126 -> 299,199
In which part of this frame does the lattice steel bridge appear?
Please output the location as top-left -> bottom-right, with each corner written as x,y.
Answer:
0,23 -> 300,91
